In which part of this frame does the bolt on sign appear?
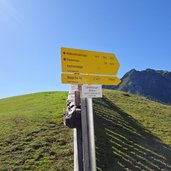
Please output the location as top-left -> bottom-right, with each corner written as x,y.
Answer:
61,47 -> 121,85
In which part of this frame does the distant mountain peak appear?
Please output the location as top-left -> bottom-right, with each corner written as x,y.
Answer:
104,68 -> 171,104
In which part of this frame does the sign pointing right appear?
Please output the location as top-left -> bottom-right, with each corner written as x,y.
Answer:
61,47 -> 120,75
61,47 -> 121,86
62,73 -> 121,85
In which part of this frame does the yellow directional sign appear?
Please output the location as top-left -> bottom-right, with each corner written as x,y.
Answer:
61,47 -> 120,75
62,73 -> 121,85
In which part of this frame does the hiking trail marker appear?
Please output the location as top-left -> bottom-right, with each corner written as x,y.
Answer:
61,47 -> 121,171
61,47 -> 121,85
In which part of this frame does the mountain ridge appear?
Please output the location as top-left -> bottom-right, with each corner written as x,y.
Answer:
104,68 -> 171,104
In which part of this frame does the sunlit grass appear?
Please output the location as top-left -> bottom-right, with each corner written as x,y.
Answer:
0,92 -> 73,171
0,90 -> 171,170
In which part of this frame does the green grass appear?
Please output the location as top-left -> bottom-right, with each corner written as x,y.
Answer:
0,92 -> 73,171
0,90 -> 171,170
94,89 -> 171,171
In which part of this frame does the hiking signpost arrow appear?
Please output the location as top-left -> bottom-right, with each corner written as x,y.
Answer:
61,47 -> 121,85
61,47 -> 121,171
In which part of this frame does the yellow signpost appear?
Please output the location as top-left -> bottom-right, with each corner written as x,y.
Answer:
61,47 -> 120,75
61,47 -> 121,171
61,47 -> 121,85
62,73 -> 121,85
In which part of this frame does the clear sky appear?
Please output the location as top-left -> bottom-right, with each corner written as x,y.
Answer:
0,0 -> 171,99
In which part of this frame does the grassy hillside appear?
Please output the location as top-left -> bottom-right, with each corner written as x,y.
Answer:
0,92 -> 73,171
0,90 -> 171,171
95,89 -> 171,171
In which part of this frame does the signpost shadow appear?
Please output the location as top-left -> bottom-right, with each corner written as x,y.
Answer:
94,96 -> 171,171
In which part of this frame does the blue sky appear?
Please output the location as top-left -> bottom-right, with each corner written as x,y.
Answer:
0,0 -> 171,98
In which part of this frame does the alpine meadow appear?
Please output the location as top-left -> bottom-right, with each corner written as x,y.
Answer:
0,90 -> 171,170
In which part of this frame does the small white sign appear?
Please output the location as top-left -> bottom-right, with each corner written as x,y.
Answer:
67,84 -> 79,101
70,84 -> 79,92
81,85 -> 102,98
67,93 -> 75,101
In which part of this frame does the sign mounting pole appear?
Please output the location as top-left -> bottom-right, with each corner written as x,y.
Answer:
81,96 -> 96,171
81,97 -> 91,171
87,97 -> 96,171
74,87 -> 83,171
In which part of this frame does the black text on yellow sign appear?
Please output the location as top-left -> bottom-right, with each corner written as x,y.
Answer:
61,73 -> 121,85
61,47 -> 120,75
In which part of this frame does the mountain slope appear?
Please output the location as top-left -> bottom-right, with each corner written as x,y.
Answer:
0,90 -> 171,170
95,90 -> 171,171
0,92 -> 73,171
104,69 -> 171,104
